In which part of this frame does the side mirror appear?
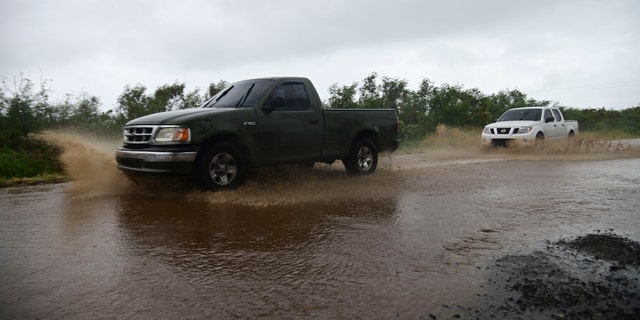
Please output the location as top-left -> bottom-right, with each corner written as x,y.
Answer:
262,96 -> 285,113
271,96 -> 285,108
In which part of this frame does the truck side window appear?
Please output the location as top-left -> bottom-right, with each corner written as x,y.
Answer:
269,82 -> 310,111
544,109 -> 554,123
552,109 -> 562,122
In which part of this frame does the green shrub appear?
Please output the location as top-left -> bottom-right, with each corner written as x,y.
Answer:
0,139 -> 64,179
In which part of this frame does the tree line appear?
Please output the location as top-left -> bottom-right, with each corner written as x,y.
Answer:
327,73 -> 640,140
1,73 -> 639,148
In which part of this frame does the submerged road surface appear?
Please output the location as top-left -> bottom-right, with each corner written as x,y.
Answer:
1,148 -> 640,319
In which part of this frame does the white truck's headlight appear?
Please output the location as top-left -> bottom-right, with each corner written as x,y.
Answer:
515,126 -> 532,134
154,127 -> 191,143
483,127 -> 491,134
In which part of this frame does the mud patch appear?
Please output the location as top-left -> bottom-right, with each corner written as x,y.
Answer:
560,233 -> 640,267
191,163 -> 403,206
433,232 -> 640,319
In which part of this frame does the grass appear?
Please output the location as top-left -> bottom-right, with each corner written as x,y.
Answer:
574,129 -> 638,141
0,174 -> 68,188
0,137 -> 68,187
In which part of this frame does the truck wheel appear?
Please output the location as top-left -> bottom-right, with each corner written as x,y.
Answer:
196,142 -> 246,191
535,132 -> 545,150
343,139 -> 378,175
566,131 -> 576,151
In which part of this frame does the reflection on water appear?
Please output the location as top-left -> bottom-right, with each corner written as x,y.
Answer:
111,195 -> 443,319
106,188 -> 496,319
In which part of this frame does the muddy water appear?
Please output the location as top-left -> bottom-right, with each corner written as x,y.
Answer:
1,133 -> 639,319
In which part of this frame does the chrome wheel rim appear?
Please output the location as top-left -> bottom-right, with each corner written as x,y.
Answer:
357,146 -> 373,171
209,152 -> 237,185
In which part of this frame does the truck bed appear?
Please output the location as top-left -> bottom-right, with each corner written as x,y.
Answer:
322,108 -> 399,159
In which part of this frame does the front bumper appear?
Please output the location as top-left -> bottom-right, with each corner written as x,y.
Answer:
116,147 -> 198,175
481,132 -> 537,146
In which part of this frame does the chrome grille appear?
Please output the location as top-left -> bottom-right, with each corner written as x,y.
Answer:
496,128 -> 512,135
123,126 -> 156,144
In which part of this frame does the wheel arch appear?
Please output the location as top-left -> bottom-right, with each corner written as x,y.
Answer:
195,134 -> 253,168
350,129 -> 381,153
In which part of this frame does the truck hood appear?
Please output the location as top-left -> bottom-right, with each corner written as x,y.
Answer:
125,108 -> 233,125
485,120 -> 539,128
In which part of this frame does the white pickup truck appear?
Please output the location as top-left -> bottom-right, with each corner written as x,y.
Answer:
481,106 -> 579,148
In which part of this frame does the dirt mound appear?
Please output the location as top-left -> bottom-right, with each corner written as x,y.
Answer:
561,233 -> 640,267
433,232 -> 640,319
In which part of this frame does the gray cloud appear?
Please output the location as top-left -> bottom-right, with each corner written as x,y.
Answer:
1,0 -> 638,109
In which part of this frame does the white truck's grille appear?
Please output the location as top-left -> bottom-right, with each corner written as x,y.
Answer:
496,128 -> 512,135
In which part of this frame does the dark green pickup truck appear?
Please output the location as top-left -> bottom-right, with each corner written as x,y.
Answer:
116,77 -> 399,190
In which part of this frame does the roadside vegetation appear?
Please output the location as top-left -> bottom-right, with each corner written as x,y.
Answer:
1,73 -> 638,186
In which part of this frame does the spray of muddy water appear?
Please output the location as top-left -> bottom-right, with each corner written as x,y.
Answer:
38,131 -> 130,195
39,130 -> 640,205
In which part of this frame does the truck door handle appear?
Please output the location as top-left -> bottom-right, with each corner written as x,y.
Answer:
308,119 -> 319,125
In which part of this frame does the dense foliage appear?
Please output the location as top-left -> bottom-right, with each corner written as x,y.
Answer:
1,73 -> 638,180
0,140 -> 63,179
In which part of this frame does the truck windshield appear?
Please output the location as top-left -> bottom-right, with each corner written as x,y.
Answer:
498,108 -> 542,122
202,79 -> 273,109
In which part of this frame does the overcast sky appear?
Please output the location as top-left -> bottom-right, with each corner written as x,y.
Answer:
1,0 -> 639,111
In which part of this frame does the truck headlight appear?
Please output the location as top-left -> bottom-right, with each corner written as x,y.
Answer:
154,127 -> 191,143
483,127 -> 491,134
515,126 -> 532,134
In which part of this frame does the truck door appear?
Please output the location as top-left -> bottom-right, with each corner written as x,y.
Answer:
551,108 -> 566,138
255,81 -> 324,164
542,109 -> 560,139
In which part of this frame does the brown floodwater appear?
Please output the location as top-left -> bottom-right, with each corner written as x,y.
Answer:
1,133 -> 639,319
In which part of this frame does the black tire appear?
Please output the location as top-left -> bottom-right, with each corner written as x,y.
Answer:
195,142 -> 246,191
534,132 -> 545,150
566,131 -> 576,151
342,139 -> 378,175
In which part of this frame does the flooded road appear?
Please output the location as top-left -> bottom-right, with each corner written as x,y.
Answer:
1,135 -> 640,319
